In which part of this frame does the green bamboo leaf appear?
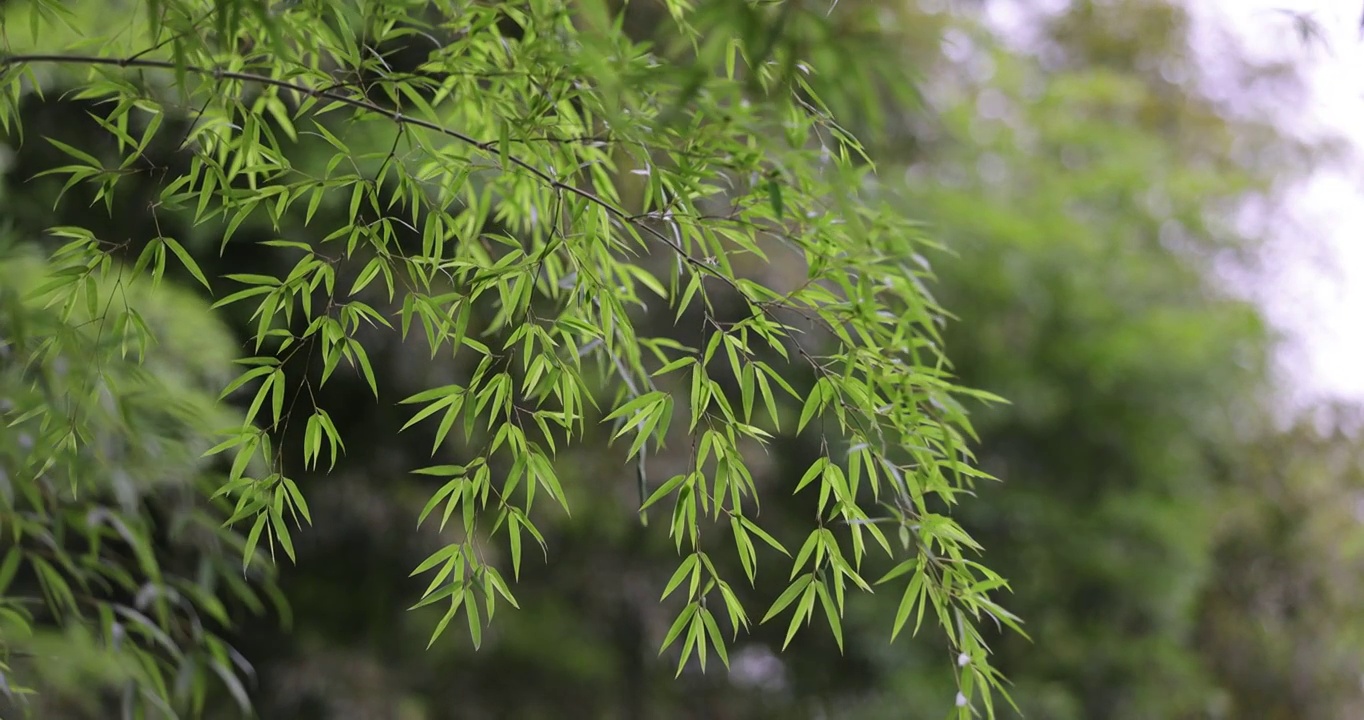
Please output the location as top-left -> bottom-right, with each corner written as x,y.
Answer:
528,453 -> 570,515
270,507 -> 295,563
797,378 -> 828,433
242,515 -> 268,572
651,356 -> 695,378
678,615 -> 704,675
699,608 -> 730,669
659,602 -> 698,655
219,365 -> 274,401
815,581 -> 844,654
270,369 -> 286,426
892,570 -> 929,641
43,136 -> 102,167
603,390 -> 668,424
159,236 -> 211,290
508,513 -> 524,580
426,593 -> 466,650
641,473 -> 689,513
412,545 -> 461,578
465,588 -> 483,649
794,457 -> 829,495
660,554 -> 700,601
782,582 -> 817,650
739,516 -> 789,556
761,574 -> 813,624
280,475 -> 312,526
790,532 -> 821,578
877,557 -> 919,586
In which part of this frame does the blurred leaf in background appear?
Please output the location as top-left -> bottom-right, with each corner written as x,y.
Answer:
0,242 -> 283,717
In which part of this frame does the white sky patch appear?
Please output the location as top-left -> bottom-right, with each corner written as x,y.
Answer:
969,0 -> 1364,407
1198,1 -> 1364,407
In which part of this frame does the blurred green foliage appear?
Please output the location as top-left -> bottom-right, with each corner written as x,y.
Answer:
895,4 -> 1364,719
0,245 -> 283,717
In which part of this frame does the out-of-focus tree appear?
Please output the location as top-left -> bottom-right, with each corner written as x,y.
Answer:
873,1 -> 1362,718
1199,407 -> 1364,720
0,242 -> 284,718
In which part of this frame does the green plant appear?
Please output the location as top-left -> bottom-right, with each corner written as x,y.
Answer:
0,0 -> 1017,716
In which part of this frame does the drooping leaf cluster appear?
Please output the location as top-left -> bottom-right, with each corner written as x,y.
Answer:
0,0 -> 1017,715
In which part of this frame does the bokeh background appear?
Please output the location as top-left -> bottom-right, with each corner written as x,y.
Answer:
3,1 -> 1364,719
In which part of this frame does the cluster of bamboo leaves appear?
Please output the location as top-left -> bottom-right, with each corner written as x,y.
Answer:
1,0 -> 1021,715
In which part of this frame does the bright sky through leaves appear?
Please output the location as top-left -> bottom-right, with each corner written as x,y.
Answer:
981,0 -> 1364,408
1203,0 -> 1364,406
